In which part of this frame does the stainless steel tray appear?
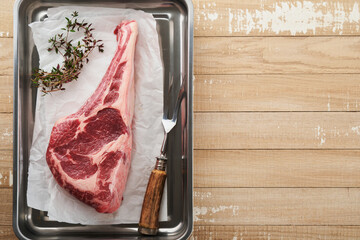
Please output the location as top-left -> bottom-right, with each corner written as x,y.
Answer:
13,0 -> 193,239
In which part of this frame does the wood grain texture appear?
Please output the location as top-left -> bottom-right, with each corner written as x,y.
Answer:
195,112 -> 360,149
0,151 -> 14,188
0,0 -> 14,38
0,151 -> 11,169
0,189 -> 12,226
0,38 -> 13,76
194,37 -> 360,74
194,74 -> 360,112
0,226 -> 16,240
194,188 -> 360,225
194,150 -> 360,188
194,0 -> 360,37
192,226 -> 360,240
0,76 -> 13,113
0,114 -> 12,151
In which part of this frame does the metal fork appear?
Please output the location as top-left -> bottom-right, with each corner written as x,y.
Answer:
159,75 -> 186,162
138,75 -> 186,236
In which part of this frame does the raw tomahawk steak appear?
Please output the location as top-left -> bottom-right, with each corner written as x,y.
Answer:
46,21 -> 138,213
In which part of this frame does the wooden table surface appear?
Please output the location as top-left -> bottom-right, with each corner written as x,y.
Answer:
2,0 -> 360,239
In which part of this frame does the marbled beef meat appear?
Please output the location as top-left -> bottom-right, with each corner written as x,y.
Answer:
46,20 -> 138,213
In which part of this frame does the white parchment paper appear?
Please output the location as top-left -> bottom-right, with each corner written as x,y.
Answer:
27,6 -> 165,225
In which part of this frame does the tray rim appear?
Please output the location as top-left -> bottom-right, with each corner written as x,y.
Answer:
12,0 -> 194,239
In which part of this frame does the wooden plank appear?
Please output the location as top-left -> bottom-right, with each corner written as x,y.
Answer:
0,38 -> 13,76
194,37 -> 360,74
194,150 -> 360,188
0,189 -> 12,226
0,151 -> 12,189
194,188 -> 360,225
4,112 -> 360,150
0,0 -> 14,38
5,73 -> 360,113
192,226 -> 360,240
0,226 -> 16,240
194,74 -> 360,112
0,76 -> 13,113
195,112 -> 360,149
3,0 -> 360,38
6,73 -> 360,113
0,114 -> 12,151
194,0 -> 360,37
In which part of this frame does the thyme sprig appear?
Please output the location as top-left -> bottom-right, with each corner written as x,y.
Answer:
32,11 -> 104,94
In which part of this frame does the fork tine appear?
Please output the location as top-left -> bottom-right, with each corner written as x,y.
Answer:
171,74 -> 186,123
160,74 -> 186,154
163,74 -> 173,119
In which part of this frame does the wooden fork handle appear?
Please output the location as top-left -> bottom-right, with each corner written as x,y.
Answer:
138,157 -> 167,235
